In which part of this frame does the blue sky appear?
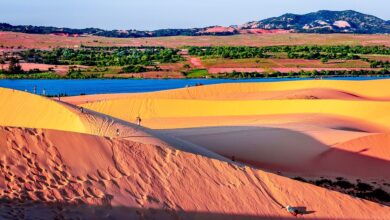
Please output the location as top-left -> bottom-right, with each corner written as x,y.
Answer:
1,0 -> 388,30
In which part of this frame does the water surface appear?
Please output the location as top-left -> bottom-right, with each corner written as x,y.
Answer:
0,77 -> 387,96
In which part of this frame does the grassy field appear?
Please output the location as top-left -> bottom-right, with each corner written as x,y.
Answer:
1,32 -> 390,49
202,58 -> 371,69
185,69 -> 209,78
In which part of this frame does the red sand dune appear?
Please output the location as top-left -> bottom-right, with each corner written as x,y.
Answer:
0,126 -> 389,219
49,33 -> 81,37
200,26 -> 236,34
239,29 -> 292,34
335,134 -> 390,161
161,114 -> 390,180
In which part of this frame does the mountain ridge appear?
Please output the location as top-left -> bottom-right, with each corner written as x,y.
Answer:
0,10 -> 389,38
241,10 -> 390,34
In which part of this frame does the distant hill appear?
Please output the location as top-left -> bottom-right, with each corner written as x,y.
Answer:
0,10 -> 389,38
242,10 -> 390,34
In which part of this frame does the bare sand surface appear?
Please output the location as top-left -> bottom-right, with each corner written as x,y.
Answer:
76,79 -> 390,187
2,79 -> 390,218
0,87 -> 226,161
65,79 -> 390,106
1,126 -> 389,219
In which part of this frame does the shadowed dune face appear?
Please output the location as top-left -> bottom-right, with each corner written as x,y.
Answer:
161,126 -> 390,180
1,126 -> 389,219
76,80 -> 390,186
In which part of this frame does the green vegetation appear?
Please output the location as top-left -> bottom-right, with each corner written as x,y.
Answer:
0,58 -> 45,76
19,46 -> 184,67
368,60 -> 390,68
188,46 -> 269,59
1,44 -> 389,79
65,68 -> 101,79
188,45 -> 390,60
0,72 -> 62,79
184,69 -> 209,78
121,65 -> 161,73
213,69 -> 390,79
294,177 -> 390,204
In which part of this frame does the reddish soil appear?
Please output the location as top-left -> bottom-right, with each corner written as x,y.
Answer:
239,29 -> 292,34
200,26 -> 236,34
1,32 -> 389,49
3,63 -> 86,75
208,67 -> 378,74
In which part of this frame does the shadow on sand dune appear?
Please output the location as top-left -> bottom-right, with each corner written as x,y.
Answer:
160,126 -> 390,179
0,198 -> 348,220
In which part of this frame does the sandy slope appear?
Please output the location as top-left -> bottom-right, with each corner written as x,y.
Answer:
76,80 -> 390,184
63,87 -> 377,106
1,126 -> 389,219
78,80 -> 390,131
0,88 -> 85,133
80,96 -> 390,131
65,79 -> 390,105
77,79 -> 390,102
0,87 -> 226,161
2,80 -> 390,218
159,113 -> 390,180
335,134 -> 390,161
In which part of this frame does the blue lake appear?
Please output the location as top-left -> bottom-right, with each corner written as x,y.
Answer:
0,77 -> 388,96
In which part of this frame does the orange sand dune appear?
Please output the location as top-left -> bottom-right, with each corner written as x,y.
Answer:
123,79 -> 390,100
74,80 -> 390,184
62,87 -> 372,106
162,123 -> 390,180
80,96 -> 390,131
0,87 -> 226,160
69,79 -> 390,106
1,126 -> 389,219
0,88 -> 86,133
61,93 -> 134,105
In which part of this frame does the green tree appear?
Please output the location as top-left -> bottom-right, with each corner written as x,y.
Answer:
8,58 -> 23,74
0,59 -> 5,72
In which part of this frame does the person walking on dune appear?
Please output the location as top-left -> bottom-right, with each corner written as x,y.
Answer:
136,116 -> 142,126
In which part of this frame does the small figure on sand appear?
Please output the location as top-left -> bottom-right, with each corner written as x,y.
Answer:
79,106 -> 84,113
136,116 -> 142,126
116,128 -> 120,136
286,205 -> 300,217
